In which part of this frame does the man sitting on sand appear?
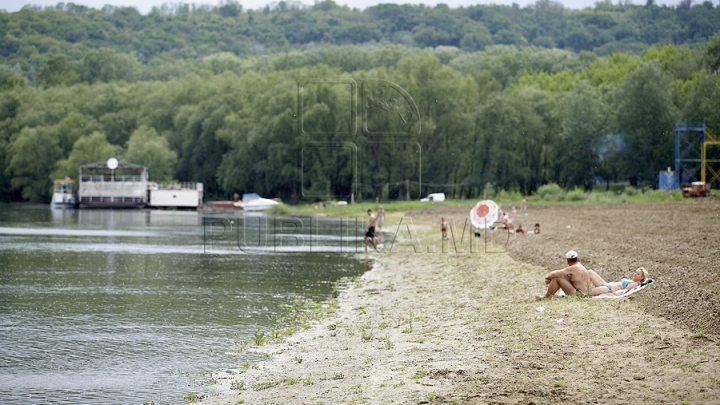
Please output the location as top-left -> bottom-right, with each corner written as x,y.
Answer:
535,250 -> 589,301
364,209 -> 379,253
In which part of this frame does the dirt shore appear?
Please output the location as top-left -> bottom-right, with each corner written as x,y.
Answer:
414,198 -> 720,336
202,200 -> 720,404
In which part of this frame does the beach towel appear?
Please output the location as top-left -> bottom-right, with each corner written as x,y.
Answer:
593,279 -> 655,299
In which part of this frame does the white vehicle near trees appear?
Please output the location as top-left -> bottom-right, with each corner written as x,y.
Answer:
420,193 -> 446,202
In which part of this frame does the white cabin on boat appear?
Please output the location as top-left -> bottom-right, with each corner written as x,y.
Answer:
78,161 -> 148,208
148,182 -> 203,209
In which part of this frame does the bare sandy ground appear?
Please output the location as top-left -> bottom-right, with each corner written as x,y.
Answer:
415,198 -> 720,336
201,201 -> 720,404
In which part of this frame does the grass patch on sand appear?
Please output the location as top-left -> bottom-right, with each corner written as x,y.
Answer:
257,184 -> 687,218
528,186 -> 685,206
278,199 -> 471,218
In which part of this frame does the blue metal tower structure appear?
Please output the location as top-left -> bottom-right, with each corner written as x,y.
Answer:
675,122 -> 707,188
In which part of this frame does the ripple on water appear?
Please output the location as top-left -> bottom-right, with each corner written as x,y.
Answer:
0,206 -> 367,404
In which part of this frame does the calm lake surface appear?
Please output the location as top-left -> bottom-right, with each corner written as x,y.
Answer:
0,205 -> 369,404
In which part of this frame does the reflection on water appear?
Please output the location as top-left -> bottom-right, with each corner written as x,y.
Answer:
0,205 -> 367,404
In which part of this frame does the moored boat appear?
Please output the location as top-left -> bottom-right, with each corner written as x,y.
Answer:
51,178 -> 77,208
242,193 -> 279,211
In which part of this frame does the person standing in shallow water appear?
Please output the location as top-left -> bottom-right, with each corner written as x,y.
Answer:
535,250 -> 589,301
364,209 -> 379,253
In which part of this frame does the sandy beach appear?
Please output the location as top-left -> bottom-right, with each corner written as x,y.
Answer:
202,201 -> 720,404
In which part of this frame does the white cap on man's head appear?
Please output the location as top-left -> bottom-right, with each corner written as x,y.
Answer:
566,250 -> 578,259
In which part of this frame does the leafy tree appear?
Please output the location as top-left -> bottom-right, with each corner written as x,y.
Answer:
685,2 -> 718,41
50,112 -> 100,154
681,71 -> 720,134
413,26 -> 453,48
505,87 -> 559,193
533,0 -> 565,38
576,53 -> 640,86
514,70 -> 575,92
556,81 -> 609,190
36,55 -> 79,88
703,35 -> 720,72
643,44 -> 701,81
78,49 -> 141,84
493,29 -> 528,46
216,112 -> 254,198
123,125 -> 178,181
390,53 -> 477,197
459,25 -> 493,51
218,0 -> 242,18
467,87 -> 559,195
615,61 -> 677,185
7,126 -> 62,202
0,94 -> 20,122
0,65 -> 25,92
52,131 -> 122,180
99,110 -> 137,146
0,94 -> 21,200
565,23 -> 594,52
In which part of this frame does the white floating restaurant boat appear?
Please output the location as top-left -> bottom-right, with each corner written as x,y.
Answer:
73,158 -> 203,209
78,159 -> 148,209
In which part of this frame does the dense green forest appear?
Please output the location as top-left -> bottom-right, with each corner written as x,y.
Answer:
2,0 -> 720,71
1,1 -> 720,203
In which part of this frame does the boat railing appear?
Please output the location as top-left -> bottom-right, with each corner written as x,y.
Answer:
81,175 -> 145,183
154,182 -> 201,190
80,196 -> 145,203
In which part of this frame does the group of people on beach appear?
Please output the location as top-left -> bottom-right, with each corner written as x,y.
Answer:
362,206 -> 648,301
535,250 -> 649,300
363,199 -> 542,253
493,201 -> 539,235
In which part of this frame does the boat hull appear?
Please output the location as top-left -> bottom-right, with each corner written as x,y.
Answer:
243,198 -> 279,211
51,192 -> 78,209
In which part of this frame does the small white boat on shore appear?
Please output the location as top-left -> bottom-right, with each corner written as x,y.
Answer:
51,178 -> 77,209
242,193 -> 279,211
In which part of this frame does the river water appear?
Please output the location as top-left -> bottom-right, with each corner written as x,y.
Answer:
0,205 -> 369,404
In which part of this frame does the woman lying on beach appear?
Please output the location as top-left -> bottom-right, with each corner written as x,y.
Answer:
588,267 -> 649,296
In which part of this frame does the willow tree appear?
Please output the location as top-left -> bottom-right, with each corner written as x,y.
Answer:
615,61 -> 677,185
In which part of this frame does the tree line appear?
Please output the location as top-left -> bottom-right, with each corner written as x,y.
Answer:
2,0 -> 720,78
2,40 -> 720,203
